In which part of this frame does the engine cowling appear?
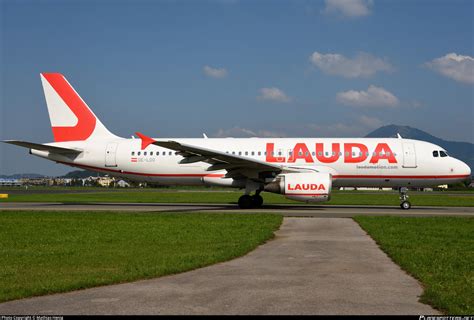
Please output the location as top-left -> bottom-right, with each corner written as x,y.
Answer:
264,172 -> 332,203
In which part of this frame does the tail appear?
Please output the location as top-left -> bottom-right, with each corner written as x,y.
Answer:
40,73 -> 118,142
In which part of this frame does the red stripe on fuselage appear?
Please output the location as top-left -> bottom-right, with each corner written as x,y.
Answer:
56,161 -> 225,178
55,161 -> 469,180
332,174 -> 470,179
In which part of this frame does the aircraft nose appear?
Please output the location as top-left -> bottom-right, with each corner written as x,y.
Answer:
458,160 -> 471,183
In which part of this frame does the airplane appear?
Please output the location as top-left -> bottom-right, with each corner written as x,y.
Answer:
3,73 -> 471,209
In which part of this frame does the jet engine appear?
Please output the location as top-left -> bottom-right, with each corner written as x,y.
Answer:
264,172 -> 332,203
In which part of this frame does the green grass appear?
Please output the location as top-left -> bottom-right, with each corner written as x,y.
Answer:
2,190 -> 473,206
354,216 -> 474,314
0,211 -> 282,303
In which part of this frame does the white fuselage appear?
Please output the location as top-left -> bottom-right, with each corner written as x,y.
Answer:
33,137 -> 471,188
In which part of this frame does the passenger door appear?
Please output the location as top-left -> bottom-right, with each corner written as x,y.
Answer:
402,143 -> 417,168
105,142 -> 118,167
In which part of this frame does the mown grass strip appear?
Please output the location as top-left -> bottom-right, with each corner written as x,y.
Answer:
354,216 -> 474,314
2,191 -> 473,206
0,211 -> 282,303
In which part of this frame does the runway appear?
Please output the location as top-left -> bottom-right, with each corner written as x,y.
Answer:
1,202 -> 473,217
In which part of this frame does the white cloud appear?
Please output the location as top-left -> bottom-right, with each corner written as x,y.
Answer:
310,51 -> 393,78
425,53 -> 474,84
203,65 -> 228,78
214,127 -> 286,138
336,85 -> 399,107
258,87 -> 291,103
323,0 -> 373,18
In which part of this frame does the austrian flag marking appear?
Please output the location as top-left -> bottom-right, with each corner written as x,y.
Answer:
131,157 -> 138,163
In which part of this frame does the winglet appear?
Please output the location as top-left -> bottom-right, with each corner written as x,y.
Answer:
135,132 -> 156,150
397,133 -> 402,139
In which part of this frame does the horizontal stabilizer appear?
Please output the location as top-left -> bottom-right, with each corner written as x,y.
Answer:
3,140 -> 83,154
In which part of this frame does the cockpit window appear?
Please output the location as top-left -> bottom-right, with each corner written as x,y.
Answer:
433,151 -> 439,157
440,150 -> 448,157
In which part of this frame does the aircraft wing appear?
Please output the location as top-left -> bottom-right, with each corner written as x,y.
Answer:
3,140 -> 83,154
152,140 -> 284,180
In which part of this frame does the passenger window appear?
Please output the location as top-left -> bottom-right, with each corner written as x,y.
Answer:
150,151 -> 153,156
131,151 -> 135,156
162,151 -> 166,156
440,150 -> 448,157
433,151 -> 439,157
251,151 -> 255,156
239,151 -> 242,156
144,152 -> 147,156
232,151 -> 235,155
258,151 -> 261,156
169,152 -> 172,155
245,151 -> 248,156
312,151 -> 316,156
137,152 -> 141,156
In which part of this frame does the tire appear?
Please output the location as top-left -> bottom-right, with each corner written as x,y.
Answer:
400,201 -> 411,210
238,195 -> 253,209
252,195 -> 264,208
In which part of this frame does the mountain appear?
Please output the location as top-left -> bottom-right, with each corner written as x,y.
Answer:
62,170 -> 104,178
366,125 -> 474,171
0,170 -> 103,179
0,173 -> 45,179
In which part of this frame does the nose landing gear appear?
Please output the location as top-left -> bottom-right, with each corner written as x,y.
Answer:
399,187 -> 411,210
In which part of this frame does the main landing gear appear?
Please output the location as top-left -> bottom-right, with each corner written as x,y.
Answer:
238,192 -> 264,209
399,187 -> 411,210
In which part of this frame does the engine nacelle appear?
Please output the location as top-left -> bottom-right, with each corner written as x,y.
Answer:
264,172 -> 332,203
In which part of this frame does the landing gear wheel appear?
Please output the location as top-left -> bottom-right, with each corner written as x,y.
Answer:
399,187 -> 411,210
252,194 -> 264,208
400,201 -> 411,210
238,195 -> 253,209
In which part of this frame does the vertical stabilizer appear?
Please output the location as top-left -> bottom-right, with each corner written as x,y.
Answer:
40,73 -> 118,142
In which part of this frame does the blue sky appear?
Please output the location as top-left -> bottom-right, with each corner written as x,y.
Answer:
1,0 -> 473,175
